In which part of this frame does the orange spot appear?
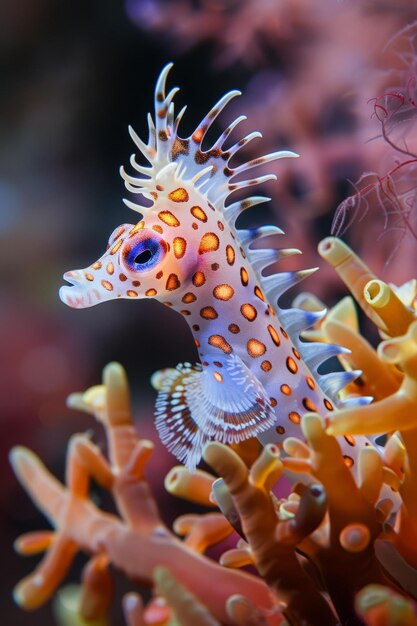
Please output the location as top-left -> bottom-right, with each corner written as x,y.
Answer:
247,338 -> 266,357
130,221 -> 145,235
211,263 -> 219,271
198,232 -> 220,254
146,288 -> 157,297
110,239 -> 123,255
119,273 -> 127,281
190,206 -> 208,222
293,348 -> 301,360
280,327 -> 289,339
306,376 -> 316,390
166,274 -> 181,291
127,290 -> 138,297
261,360 -> 272,372
182,292 -> 196,303
169,187 -> 189,202
152,224 -> 163,234
156,185 -> 164,192
213,284 -> 234,301
158,211 -> 180,227
106,263 -> 114,275
228,323 -> 240,334
267,325 -> 280,347
173,237 -> 187,259
92,261 -> 102,270
208,335 -> 232,354
324,399 -> 334,411
302,397 -> 317,412
192,324 -> 200,332
254,286 -> 265,301
213,372 -> 223,383
286,357 -> 298,374
276,425 -> 285,434
270,398 -> 278,407
192,128 -> 204,143
132,280 -> 140,287
194,338 -> 200,347
240,267 -> 249,286
200,306 -> 218,320
268,305 -> 275,316
192,223 -> 199,230
289,412 -> 301,425
85,273 -> 94,281
213,361 -> 223,367
226,245 -> 235,265
192,271 -> 206,287
344,435 -> 356,447
281,384 -> 292,396
343,455 -> 354,468
217,221 -> 224,231
101,280 -> 113,291
181,310 -> 191,316
240,303 -> 257,321
150,191 -> 158,200
156,271 -> 163,279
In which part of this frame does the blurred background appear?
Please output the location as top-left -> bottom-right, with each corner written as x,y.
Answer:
1,1 -> 417,623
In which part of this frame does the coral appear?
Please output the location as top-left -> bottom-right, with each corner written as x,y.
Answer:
10,363 -> 275,625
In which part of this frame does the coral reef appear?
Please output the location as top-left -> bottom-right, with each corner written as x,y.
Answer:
10,236 -> 417,625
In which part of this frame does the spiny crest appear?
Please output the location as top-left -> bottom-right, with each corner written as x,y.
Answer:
120,63 -> 298,213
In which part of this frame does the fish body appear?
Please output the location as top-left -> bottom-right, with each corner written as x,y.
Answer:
60,65 -> 368,469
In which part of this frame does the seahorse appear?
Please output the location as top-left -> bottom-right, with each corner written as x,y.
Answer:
59,64 -> 368,470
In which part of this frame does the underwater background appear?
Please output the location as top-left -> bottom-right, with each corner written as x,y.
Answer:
1,1 -> 417,624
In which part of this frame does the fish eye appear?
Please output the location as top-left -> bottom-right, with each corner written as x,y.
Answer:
122,235 -> 165,273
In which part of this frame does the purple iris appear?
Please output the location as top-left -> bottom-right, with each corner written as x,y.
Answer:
124,237 -> 162,272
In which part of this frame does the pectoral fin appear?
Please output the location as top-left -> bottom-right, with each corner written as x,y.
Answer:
154,355 -> 274,469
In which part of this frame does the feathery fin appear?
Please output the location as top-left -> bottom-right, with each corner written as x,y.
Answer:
154,355 -> 275,469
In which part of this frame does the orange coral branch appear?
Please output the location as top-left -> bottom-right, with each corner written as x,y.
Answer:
203,442 -> 336,626
283,414 -> 392,623
10,363 -> 275,625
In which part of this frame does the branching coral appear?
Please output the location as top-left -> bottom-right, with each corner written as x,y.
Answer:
10,363 -> 275,625
326,317 -> 417,573
203,442 -> 335,625
203,415 -> 398,625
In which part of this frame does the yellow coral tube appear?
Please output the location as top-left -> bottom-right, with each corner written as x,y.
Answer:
164,466 -> 215,507
318,237 -> 387,331
364,279 -> 416,337
323,320 -> 401,399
